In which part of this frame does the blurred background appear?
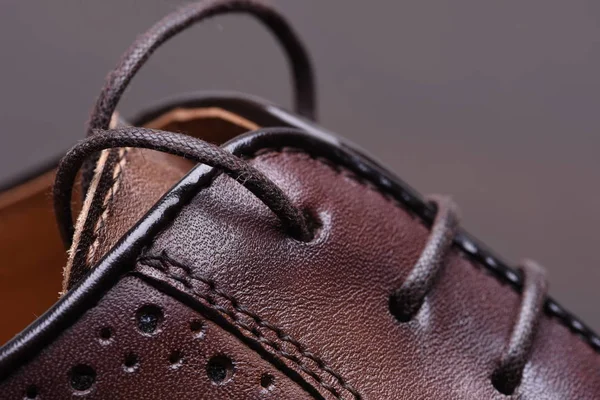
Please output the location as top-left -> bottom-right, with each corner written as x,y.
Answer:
0,1 -> 598,330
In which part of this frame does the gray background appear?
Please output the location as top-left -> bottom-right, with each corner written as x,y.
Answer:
0,1 -> 599,330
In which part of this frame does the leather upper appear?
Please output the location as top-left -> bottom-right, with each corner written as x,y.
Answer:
2,1 -> 597,397
1,109 -> 599,398
135,147 -> 600,399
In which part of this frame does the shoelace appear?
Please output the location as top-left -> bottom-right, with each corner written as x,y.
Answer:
389,196 -> 548,395
57,0 -> 316,283
52,0 -> 549,396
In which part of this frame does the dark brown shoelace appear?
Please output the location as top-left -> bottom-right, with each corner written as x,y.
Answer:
53,0 -> 549,395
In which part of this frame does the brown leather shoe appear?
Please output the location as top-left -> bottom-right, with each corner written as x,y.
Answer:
1,1 -> 599,399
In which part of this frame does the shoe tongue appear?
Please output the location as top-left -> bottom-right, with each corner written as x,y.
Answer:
63,107 -> 259,290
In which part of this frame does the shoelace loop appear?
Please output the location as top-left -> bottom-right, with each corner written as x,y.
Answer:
389,196 -> 548,395
79,0 -> 316,205
54,127 -> 314,245
389,196 -> 460,321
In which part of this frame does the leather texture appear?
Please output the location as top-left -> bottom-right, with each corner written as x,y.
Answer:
3,0 -> 597,395
1,109 -> 599,399
1,275 -> 312,399
136,149 -> 600,399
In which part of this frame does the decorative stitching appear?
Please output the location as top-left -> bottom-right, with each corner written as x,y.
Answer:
138,253 -> 361,400
248,147 -> 600,354
86,147 -> 130,265
63,148 -> 126,291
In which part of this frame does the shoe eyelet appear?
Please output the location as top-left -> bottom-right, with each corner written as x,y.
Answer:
290,208 -> 324,244
491,374 -> 516,396
388,294 -> 417,323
